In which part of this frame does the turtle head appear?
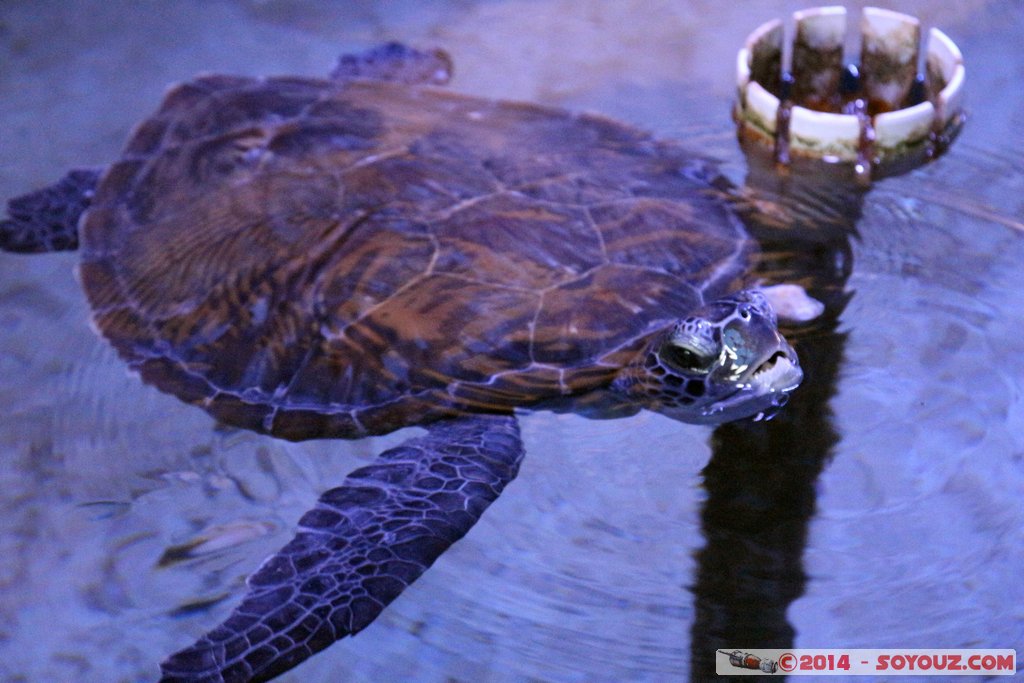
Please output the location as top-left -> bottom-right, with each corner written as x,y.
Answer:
615,289 -> 802,424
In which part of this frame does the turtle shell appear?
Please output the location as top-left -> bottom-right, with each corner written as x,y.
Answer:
79,74 -> 751,439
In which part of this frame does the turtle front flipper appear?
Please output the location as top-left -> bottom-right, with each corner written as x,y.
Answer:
0,168 -> 101,253
160,413 -> 524,683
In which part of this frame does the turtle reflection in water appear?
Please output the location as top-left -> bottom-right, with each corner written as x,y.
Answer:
1,44 -> 813,682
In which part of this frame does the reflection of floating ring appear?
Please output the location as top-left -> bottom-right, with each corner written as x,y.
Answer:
735,6 -> 965,180
778,651 -> 798,672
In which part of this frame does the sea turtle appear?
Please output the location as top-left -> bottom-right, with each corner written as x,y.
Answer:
1,44 -> 806,682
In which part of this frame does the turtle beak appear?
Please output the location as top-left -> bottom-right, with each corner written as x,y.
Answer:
698,335 -> 802,422
747,341 -> 802,395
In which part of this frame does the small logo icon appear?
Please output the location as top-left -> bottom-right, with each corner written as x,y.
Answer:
777,651 -> 797,672
719,649 -> 779,674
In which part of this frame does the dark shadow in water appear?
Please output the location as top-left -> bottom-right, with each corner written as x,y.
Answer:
690,149 -> 867,680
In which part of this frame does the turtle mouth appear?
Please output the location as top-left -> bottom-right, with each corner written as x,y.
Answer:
697,347 -> 802,422
749,350 -> 802,393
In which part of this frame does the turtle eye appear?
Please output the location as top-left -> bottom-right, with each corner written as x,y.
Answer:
661,343 -> 716,374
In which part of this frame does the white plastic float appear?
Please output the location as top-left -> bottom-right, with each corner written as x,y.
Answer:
735,6 -> 965,179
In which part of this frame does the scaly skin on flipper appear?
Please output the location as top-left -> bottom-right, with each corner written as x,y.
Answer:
330,41 -> 453,85
0,168 -> 101,253
159,414 -> 524,683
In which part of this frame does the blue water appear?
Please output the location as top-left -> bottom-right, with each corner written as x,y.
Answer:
1,1 -> 1021,681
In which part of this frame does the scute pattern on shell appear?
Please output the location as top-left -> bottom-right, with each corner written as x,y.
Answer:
78,75 -> 750,439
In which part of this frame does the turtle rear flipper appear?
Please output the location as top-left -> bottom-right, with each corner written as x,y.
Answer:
331,42 -> 453,86
0,168 -> 101,253
160,413 -> 523,683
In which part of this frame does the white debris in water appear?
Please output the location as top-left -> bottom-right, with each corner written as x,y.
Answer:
760,283 -> 825,323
